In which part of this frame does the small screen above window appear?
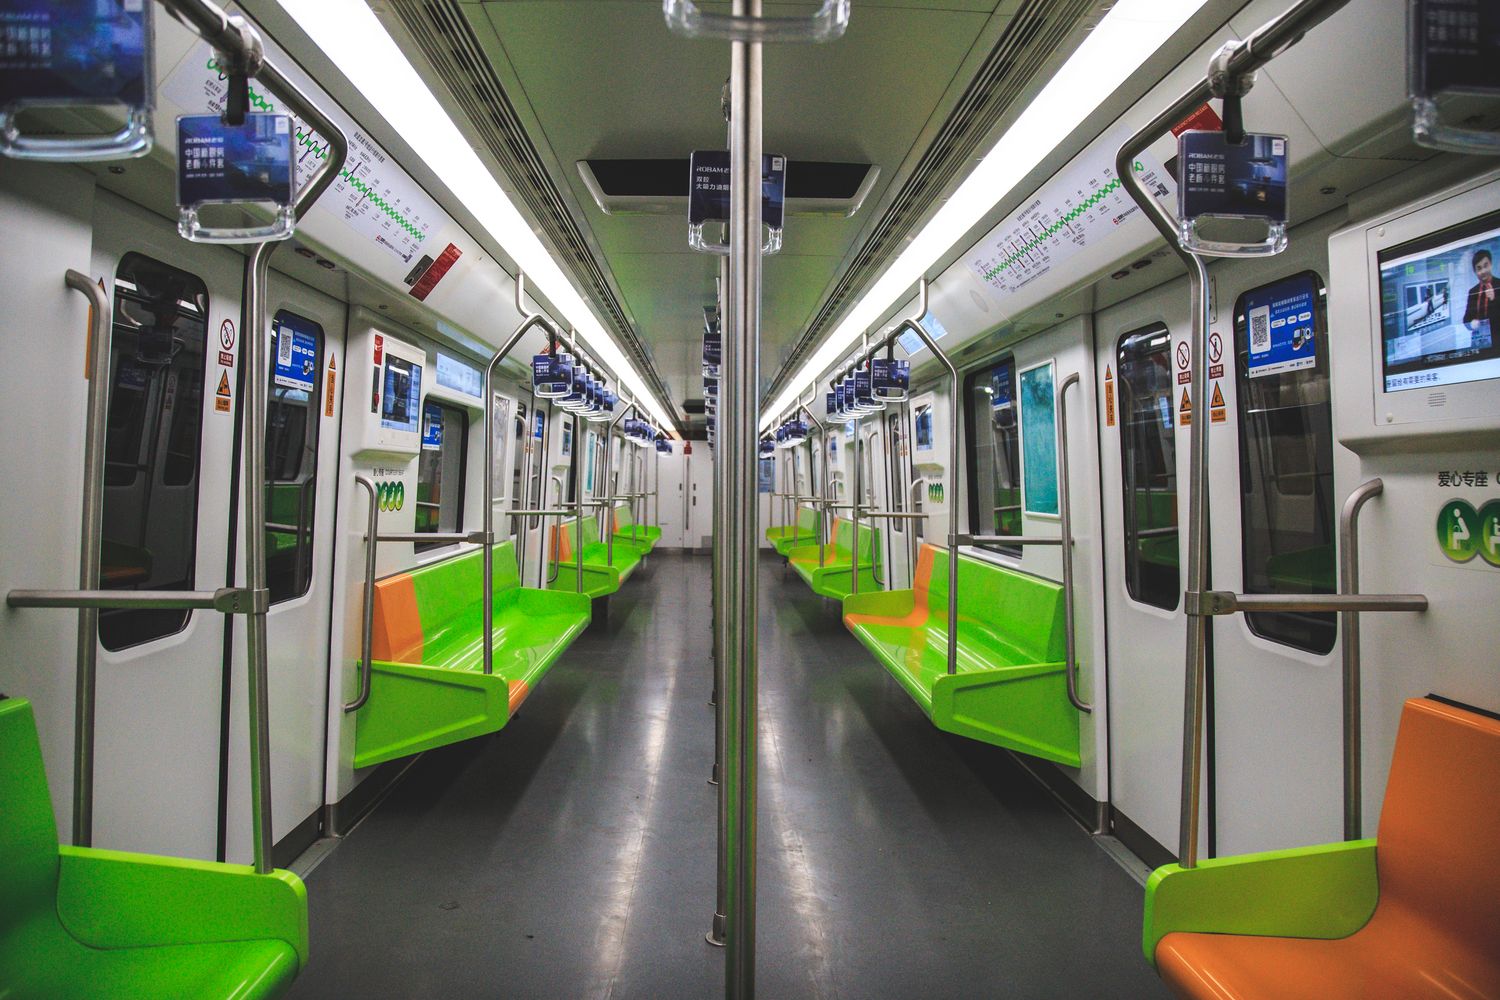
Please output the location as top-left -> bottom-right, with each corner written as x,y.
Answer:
436,351 -> 482,398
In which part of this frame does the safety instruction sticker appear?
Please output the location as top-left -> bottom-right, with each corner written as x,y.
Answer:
215,369 -> 232,413
1210,381 -> 1226,423
324,356 -> 337,417
1178,388 -> 1192,426
1104,366 -> 1115,427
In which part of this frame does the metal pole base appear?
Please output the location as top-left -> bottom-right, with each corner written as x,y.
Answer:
709,762 -> 719,786
706,913 -> 727,948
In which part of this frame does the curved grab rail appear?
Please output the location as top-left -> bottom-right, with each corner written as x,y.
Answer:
663,0 -> 849,43
344,476 -> 379,714
1057,373 -> 1090,714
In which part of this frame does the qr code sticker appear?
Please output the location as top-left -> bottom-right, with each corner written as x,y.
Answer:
278,331 -> 293,366
1250,305 -> 1271,354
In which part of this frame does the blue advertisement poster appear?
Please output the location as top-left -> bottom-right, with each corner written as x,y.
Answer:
272,318 -> 318,392
533,410 -> 545,441
177,113 -> 293,207
1379,215 -> 1500,392
1019,362 -> 1059,517
0,0 -> 149,105
1243,273 -> 1318,379
759,457 -> 774,494
420,400 -> 443,451
1178,131 -> 1288,222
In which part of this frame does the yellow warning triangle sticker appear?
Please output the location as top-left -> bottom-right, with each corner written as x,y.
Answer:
1179,388 -> 1192,413
328,356 -> 336,371
1104,365 -> 1113,381
216,371 -> 231,397
1210,382 -> 1225,409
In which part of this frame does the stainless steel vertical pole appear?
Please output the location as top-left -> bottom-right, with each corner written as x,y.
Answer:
709,256 -> 729,946
798,398 -> 828,568
1178,253 -> 1213,867
850,409 -> 861,596
67,270 -> 110,848
1339,477 -> 1382,840
724,5 -> 762,992
1056,373 -> 1091,715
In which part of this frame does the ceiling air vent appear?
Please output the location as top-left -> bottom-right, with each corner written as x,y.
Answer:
577,158 -> 880,217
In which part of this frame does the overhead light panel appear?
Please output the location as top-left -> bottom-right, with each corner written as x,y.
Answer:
761,0 -> 1211,428
273,0 -> 677,434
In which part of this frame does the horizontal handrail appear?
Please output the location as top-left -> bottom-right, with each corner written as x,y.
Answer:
509,508 -> 574,518
366,530 -> 493,545
7,587 -> 265,614
956,534 -> 1069,547
858,511 -> 928,520
1191,591 -> 1428,615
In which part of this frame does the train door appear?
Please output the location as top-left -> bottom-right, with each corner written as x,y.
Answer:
884,408 -> 913,589
224,273 -> 346,865
1204,242 -> 1345,855
1098,307 -> 1193,859
859,421 -> 888,588
88,193 -> 244,859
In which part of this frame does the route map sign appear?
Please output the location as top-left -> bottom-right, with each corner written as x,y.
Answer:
967,149 -> 1175,298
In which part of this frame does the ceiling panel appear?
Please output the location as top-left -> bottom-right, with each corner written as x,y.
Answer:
473,0 -> 999,403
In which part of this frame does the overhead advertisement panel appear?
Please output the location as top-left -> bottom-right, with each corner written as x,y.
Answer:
163,45 -> 442,266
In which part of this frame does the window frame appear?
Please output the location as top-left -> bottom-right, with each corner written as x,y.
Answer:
99,252 -> 211,651
414,398 -> 469,552
1115,322 -> 1182,613
1231,269 -> 1337,655
264,309 -> 324,605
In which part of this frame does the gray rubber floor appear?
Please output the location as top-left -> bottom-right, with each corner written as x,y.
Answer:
288,552 -> 1168,999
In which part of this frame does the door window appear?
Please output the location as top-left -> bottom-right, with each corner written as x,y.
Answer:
1233,272 -> 1337,653
100,254 -> 209,649
265,311 -> 322,604
964,358 -> 1021,555
1117,325 -> 1180,611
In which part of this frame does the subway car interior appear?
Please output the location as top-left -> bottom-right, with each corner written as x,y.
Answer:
2,0 -> 1499,997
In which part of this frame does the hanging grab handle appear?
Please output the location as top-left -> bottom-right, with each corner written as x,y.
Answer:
662,0 -> 849,43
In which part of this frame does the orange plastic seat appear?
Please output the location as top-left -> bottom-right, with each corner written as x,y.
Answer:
1146,697 -> 1500,1000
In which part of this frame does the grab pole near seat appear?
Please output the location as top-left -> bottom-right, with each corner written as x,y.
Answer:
796,392 -> 829,567
1117,0 -> 1356,869
883,279 -> 960,675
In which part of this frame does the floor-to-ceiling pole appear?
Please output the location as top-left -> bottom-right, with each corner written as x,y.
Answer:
724,5 -> 762,994
709,255 -> 729,946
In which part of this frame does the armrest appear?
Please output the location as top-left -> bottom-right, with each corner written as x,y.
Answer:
1143,839 -> 1378,966
56,845 -> 309,967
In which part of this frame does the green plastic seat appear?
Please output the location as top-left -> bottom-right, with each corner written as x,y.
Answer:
0,697 -> 308,1000
767,507 -> 820,557
841,543 -> 1081,767
785,517 -> 882,599
354,540 -> 591,768
610,505 -> 661,554
545,516 -> 642,599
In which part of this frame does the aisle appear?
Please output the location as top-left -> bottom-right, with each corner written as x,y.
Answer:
288,552 -> 1165,999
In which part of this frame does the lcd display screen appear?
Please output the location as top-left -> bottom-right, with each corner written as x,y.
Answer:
1379,213 -> 1500,392
914,403 -> 934,450
380,357 -> 422,433
436,352 -> 482,398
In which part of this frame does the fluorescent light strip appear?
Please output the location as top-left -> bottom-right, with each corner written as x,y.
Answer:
761,0 -> 1210,429
274,0 -> 677,434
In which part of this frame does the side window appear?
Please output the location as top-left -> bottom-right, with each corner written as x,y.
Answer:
1234,272 -> 1336,653
964,357 -> 1021,556
265,311 -> 322,604
415,399 -> 467,548
1117,325 -> 1180,611
101,253 -> 209,650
